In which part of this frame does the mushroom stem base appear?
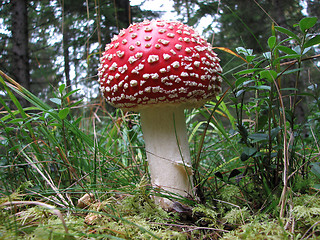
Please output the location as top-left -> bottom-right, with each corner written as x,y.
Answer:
140,106 -> 195,209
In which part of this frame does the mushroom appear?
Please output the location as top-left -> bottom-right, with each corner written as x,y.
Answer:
98,19 -> 222,209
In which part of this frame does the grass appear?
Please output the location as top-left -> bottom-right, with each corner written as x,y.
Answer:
1,17 -> 320,239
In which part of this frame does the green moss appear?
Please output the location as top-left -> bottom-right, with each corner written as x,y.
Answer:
193,204 -> 218,227
221,193 -> 320,239
224,207 -> 252,225
292,194 -> 320,207
218,185 -> 242,204
27,216 -> 80,240
291,194 -> 320,234
222,218 -> 291,239
120,181 -> 171,222
2,179 -> 320,239
74,179 -> 188,239
0,181 -> 33,205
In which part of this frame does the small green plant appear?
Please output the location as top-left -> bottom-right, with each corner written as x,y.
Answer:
214,16 -> 320,217
0,71 -> 145,207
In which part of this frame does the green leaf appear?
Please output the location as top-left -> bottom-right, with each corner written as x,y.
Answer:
236,89 -> 245,97
229,97 -> 237,104
50,98 -> 61,105
4,127 -> 14,132
304,35 -> 320,48
228,169 -> 242,180
8,118 -> 24,124
298,92 -> 315,98
241,153 -> 249,161
236,47 -> 253,56
270,126 -> 281,139
281,68 -> 303,75
70,99 -> 84,108
253,60 -> 266,69
251,85 -> 271,91
263,52 -> 272,60
308,84 -> 317,91
49,122 -> 63,127
235,68 -> 263,75
276,45 -> 297,55
248,133 -> 268,142
274,26 -> 300,42
274,54 -> 301,63
235,77 -> 248,87
58,108 -> 70,120
73,116 -> 83,126
59,84 -> 66,94
310,162 -> 320,178
243,147 -> 257,156
64,89 -> 80,100
302,47 -> 312,55
237,124 -> 248,140
280,87 -> 298,91
260,70 -> 277,82
268,36 -> 276,49
257,114 -> 268,130
215,172 -> 224,179
243,79 -> 256,86
240,147 -> 257,161
188,121 -> 205,143
299,17 -> 317,32
246,55 -> 256,63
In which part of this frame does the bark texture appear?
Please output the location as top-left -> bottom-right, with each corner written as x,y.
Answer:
115,0 -> 131,29
11,0 -> 30,107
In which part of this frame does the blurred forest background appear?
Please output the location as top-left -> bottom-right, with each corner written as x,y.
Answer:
1,0 -> 319,107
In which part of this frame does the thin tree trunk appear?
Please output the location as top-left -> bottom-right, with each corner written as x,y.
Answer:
271,0 -> 287,26
62,5 -> 71,90
63,23 -> 71,89
11,0 -> 30,107
114,0 -> 131,29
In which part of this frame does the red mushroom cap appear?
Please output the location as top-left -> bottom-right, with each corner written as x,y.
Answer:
98,19 -> 222,110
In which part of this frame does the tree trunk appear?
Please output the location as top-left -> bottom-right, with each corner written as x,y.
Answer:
271,0 -> 287,26
115,0 -> 131,29
62,3 -> 71,90
11,0 -> 30,107
63,20 -> 71,90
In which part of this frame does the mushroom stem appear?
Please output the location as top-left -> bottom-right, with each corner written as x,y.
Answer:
139,105 -> 195,209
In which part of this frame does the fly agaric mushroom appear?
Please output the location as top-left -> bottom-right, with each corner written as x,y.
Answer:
98,19 -> 222,209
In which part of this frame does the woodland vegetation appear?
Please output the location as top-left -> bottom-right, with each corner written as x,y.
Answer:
1,0 -> 320,239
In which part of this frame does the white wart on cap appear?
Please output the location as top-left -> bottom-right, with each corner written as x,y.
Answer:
98,19 -> 222,110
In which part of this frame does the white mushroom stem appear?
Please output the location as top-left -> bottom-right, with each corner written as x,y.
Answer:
139,105 -> 195,209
